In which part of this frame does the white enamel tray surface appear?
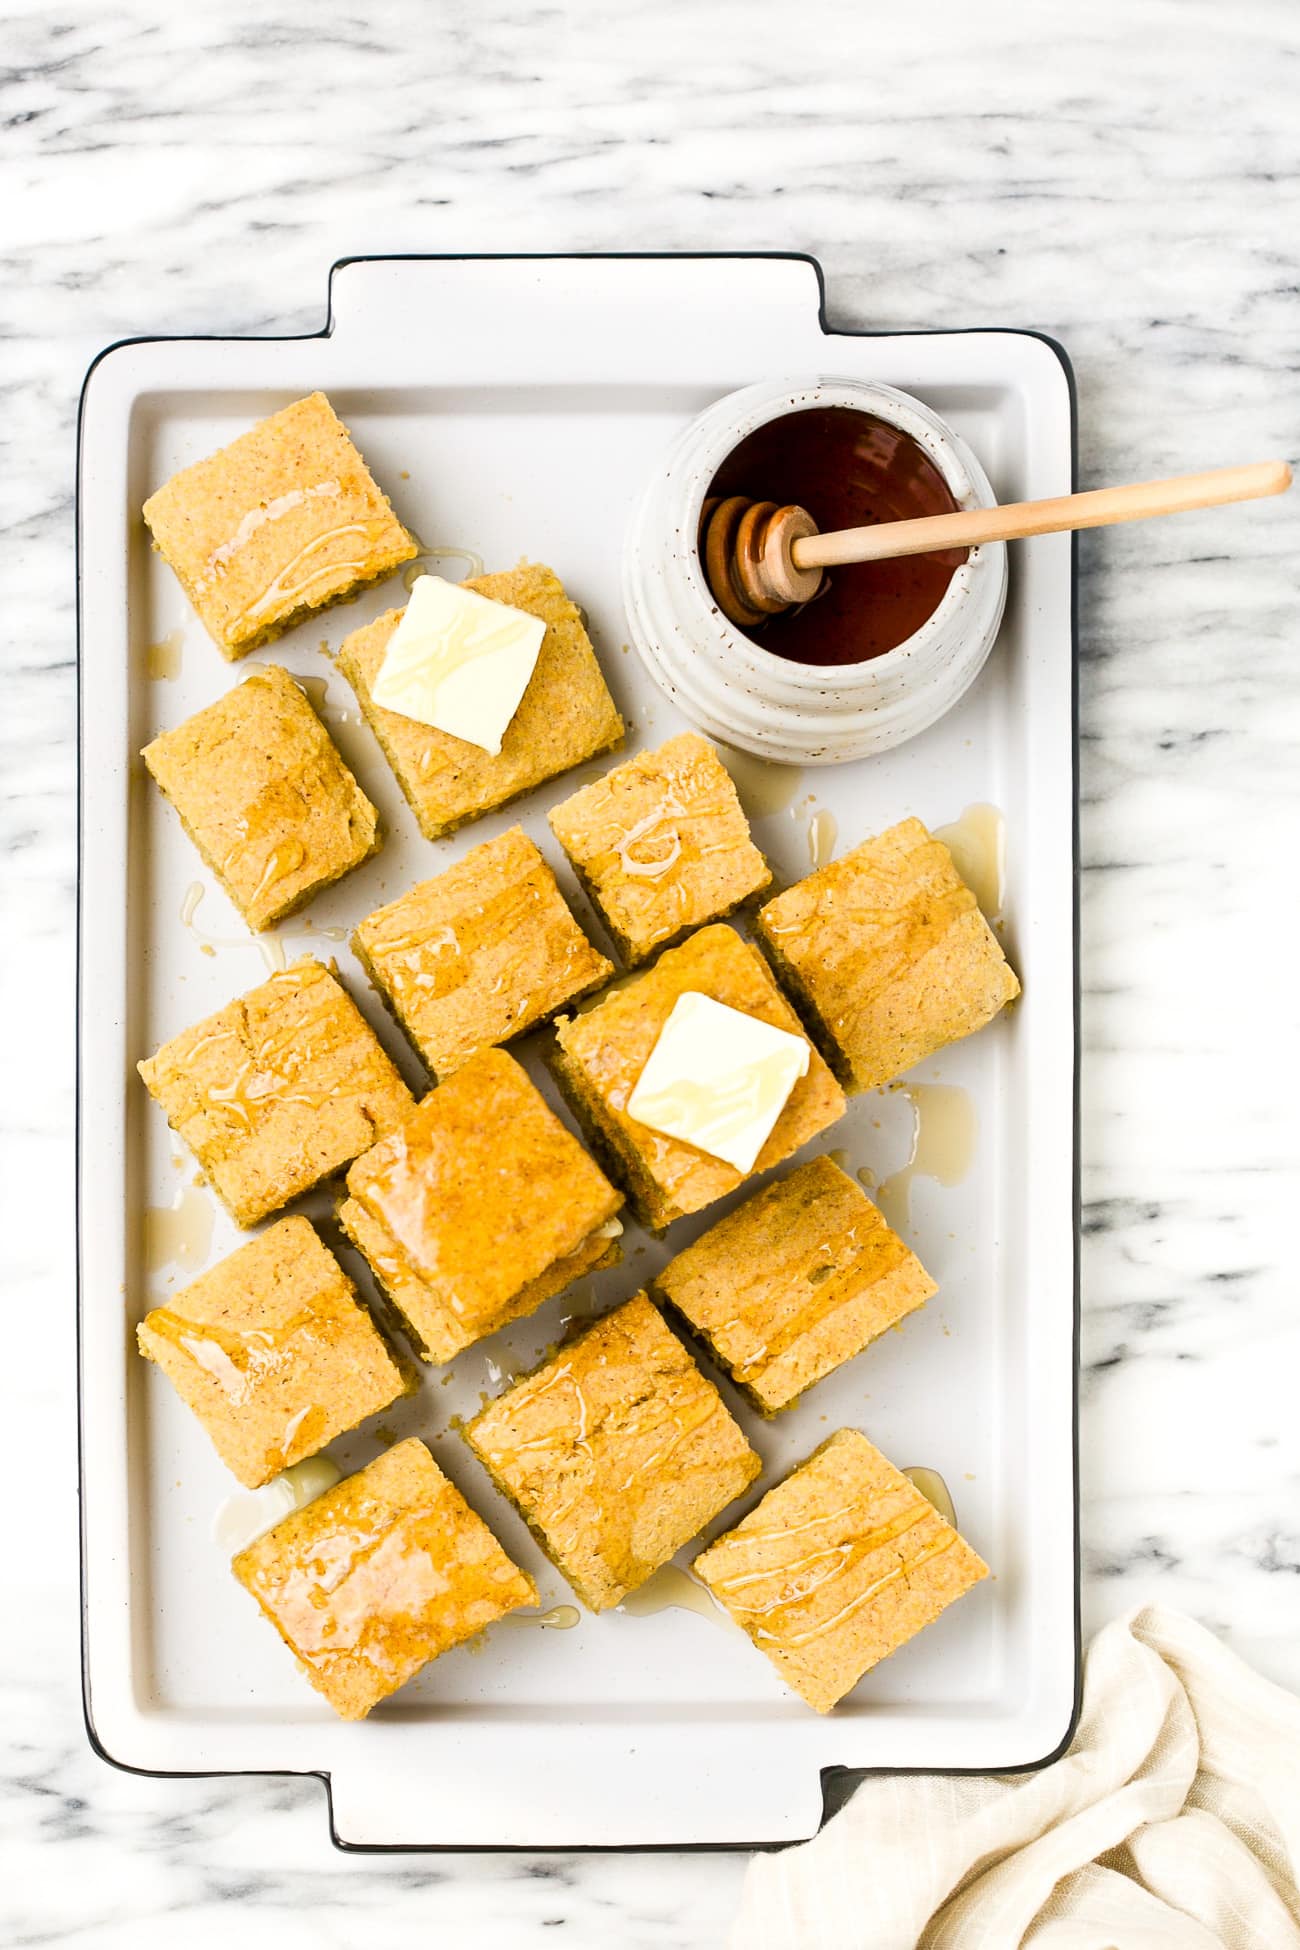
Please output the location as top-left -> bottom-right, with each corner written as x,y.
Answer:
77,255 -> 1078,1849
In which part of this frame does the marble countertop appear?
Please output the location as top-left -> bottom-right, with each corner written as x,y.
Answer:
5,0 -> 1297,1941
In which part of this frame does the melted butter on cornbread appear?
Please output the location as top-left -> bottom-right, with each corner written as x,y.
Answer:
371,574 -> 546,753
626,991 -> 810,1175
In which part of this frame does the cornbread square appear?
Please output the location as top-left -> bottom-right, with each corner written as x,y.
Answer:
755,817 -> 1021,1093
143,665 -> 380,931
137,1217 -> 410,1488
232,1439 -> 536,1719
465,1293 -> 760,1611
548,733 -> 771,965
138,958 -> 415,1228
338,1048 -> 623,1364
693,1429 -> 988,1712
654,1157 -> 937,1413
551,923 -> 845,1231
142,393 -> 415,660
337,563 -> 624,840
354,827 -> 612,1079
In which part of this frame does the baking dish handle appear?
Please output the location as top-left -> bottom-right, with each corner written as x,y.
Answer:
325,252 -> 825,373
325,1720 -> 826,1850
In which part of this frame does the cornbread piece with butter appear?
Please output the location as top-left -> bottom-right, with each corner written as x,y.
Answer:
654,1156 -> 936,1413
233,1438 -> 537,1719
138,958 -> 415,1228
548,732 -> 771,966
338,1048 -> 623,1364
137,1217 -> 411,1489
754,816 -> 1021,1093
693,1429 -> 988,1713
337,563 -> 624,840
142,392 -> 416,660
354,827 -> 612,1079
551,923 -> 845,1231
143,665 -> 380,932
465,1293 -> 760,1612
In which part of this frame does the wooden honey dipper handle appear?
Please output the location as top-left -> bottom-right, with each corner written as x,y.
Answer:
791,459 -> 1293,570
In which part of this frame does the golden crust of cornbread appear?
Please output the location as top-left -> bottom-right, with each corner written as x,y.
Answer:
653,1156 -> 937,1413
755,817 -> 1021,1093
336,563 -> 624,840
550,923 -> 846,1232
136,1216 -> 410,1489
142,665 -> 380,932
465,1293 -> 761,1612
232,1438 -> 537,1720
547,733 -> 771,966
142,392 -> 416,660
138,957 -> 415,1228
337,1048 -> 623,1364
693,1428 -> 988,1713
353,826 -> 612,1079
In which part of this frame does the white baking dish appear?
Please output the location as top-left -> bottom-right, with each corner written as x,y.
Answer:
77,253 -> 1078,1849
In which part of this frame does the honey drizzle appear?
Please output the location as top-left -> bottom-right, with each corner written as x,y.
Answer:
402,543 -> 487,593
717,1218 -> 911,1385
231,520 -> 394,632
706,1496 -> 954,1651
181,981 -> 345,1135
581,769 -> 739,938
763,838 -> 976,1040
145,1298 -> 337,1475
214,686 -> 336,903
145,1299 -> 330,1399
196,480 -> 344,588
757,1533 -> 956,1649
365,874 -> 553,1011
614,798 -> 687,880
248,1500 -> 523,1678
481,1356 -> 724,1537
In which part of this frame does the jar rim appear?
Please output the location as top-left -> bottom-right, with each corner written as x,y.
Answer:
670,376 -> 992,691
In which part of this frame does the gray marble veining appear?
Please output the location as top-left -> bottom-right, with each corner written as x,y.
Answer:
3,0 -> 1298,1940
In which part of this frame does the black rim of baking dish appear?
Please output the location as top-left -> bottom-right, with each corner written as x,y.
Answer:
74,248 -> 1082,1855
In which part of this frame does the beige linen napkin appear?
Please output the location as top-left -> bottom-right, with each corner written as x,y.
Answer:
733,1606 -> 1300,1949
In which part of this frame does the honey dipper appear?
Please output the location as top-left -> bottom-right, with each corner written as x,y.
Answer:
700,458 -> 1292,629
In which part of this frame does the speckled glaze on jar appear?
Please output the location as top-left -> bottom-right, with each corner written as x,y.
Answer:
622,377 -> 1008,765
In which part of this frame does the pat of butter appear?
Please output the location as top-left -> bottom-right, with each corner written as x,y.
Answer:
626,991 -> 810,1175
371,574 -> 546,754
